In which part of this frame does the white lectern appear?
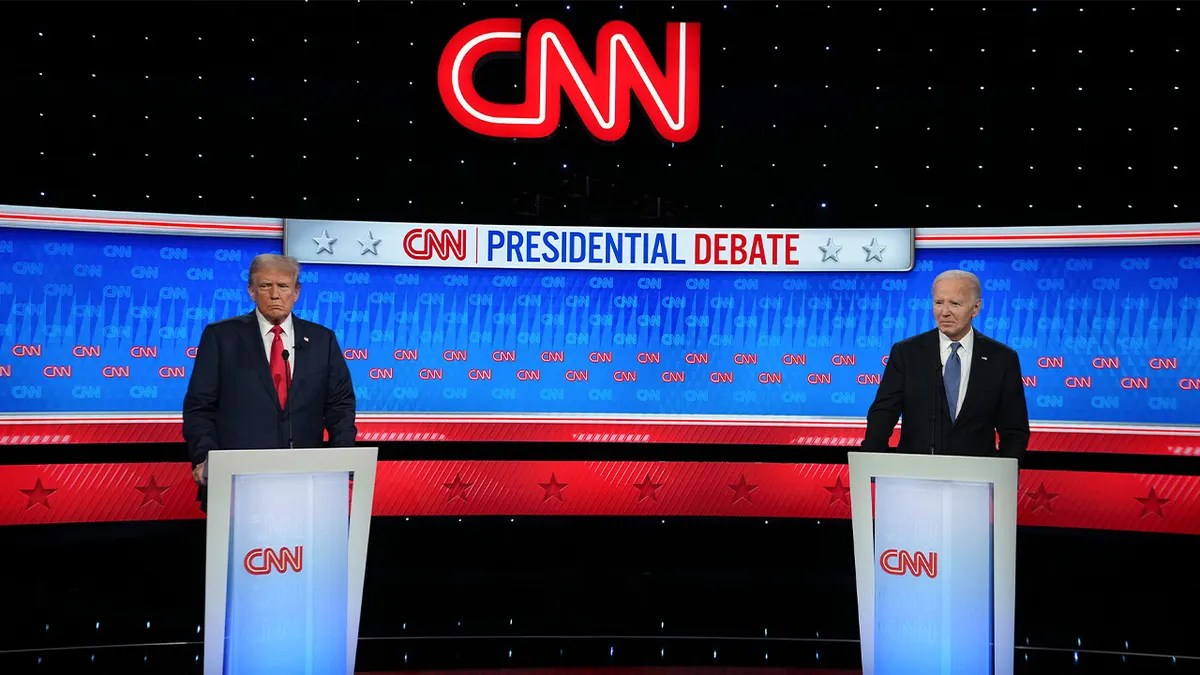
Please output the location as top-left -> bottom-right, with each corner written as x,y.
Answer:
203,447 -> 378,675
848,452 -> 1018,675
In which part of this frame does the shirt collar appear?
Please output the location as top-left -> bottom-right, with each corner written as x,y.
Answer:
254,310 -> 294,340
939,327 -> 975,354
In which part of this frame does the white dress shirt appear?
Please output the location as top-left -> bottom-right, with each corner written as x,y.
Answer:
254,310 -> 295,376
938,327 -> 974,419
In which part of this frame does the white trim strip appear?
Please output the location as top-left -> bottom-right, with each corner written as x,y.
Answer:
0,412 -> 1195,435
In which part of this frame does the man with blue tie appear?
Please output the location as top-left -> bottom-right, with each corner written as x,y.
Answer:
183,253 -> 357,503
862,270 -> 1029,462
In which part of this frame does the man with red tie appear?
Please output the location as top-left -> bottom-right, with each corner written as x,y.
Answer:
183,253 -> 357,503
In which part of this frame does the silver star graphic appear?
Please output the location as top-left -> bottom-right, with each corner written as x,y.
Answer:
818,238 -> 842,262
863,237 -> 886,262
357,231 -> 382,255
313,229 -> 337,254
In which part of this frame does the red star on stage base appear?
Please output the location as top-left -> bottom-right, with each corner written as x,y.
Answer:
1136,487 -> 1170,518
1024,483 -> 1060,514
538,473 -> 568,502
728,474 -> 758,504
20,478 -> 57,510
824,476 -> 851,506
632,474 -> 664,502
135,475 -> 171,507
442,473 -> 474,502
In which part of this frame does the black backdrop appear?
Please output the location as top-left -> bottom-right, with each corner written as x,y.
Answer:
2,0 -> 1197,476
3,1 -> 1198,229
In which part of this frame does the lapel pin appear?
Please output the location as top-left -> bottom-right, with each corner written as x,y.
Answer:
303,336 -> 310,343
981,356 -> 988,361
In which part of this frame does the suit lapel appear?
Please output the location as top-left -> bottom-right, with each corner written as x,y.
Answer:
237,312 -> 282,407
924,331 -> 952,423
923,330 -> 942,377
290,318 -> 313,390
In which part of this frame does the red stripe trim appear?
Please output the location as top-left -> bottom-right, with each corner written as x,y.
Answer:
0,212 -> 281,233
1,415 -> 1194,436
0,420 -> 1195,455
916,230 -> 1200,241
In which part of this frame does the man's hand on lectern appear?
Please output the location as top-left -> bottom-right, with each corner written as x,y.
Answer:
192,459 -> 208,486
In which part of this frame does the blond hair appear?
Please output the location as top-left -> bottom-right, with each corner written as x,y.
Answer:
248,253 -> 301,287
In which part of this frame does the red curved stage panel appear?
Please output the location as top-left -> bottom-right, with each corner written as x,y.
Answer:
0,460 -> 1195,535
1,417 -> 1196,455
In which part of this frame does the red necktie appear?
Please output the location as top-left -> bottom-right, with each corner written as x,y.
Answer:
269,325 -> 289,409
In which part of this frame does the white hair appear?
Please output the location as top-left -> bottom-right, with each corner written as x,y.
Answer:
932,269 -> 981,301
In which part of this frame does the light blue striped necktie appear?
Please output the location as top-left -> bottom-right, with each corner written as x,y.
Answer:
944,342 -> 962,424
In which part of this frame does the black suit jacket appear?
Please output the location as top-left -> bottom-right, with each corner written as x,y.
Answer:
862,329 -> 1029,462
182,312 -> 357,497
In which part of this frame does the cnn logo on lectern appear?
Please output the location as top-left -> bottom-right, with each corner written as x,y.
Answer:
243,546 -> 304,576
879,549 -> 938,578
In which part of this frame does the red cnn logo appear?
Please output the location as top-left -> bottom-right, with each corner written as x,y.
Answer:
403,228 -> 467,262
879,549 -> 938,578
438,18 -> 700,142
244,546 -> 304,576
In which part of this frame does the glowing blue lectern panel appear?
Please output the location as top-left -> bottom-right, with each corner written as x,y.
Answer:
225,472 -> 349,675
874,477 -> 993,674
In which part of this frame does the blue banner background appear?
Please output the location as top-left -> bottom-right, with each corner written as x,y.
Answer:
0,226 -> 1196,424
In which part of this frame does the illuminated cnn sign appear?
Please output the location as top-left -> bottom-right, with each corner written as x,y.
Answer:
403,228 -> 468,261
243,546 -> 304,576
438,18 -> 700,142
879,548 -> 938,578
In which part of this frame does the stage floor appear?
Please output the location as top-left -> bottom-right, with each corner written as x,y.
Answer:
1,517 -> 1197,674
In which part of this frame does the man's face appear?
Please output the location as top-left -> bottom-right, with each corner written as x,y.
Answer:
932,277 -> 981,341
248,265 -> 300,325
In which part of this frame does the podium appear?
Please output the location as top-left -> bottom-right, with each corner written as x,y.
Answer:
203,447 -> 379,675
848,452 -> 1018,675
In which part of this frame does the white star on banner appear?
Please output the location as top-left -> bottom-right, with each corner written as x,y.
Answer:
358,231 -> 382,255
313,229 -> 337,254
819,238 -> 842,262
863,237 -> 887,262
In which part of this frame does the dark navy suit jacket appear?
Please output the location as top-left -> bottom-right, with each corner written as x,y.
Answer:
862,329 -> 1029,462
182,312 -> 357,498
